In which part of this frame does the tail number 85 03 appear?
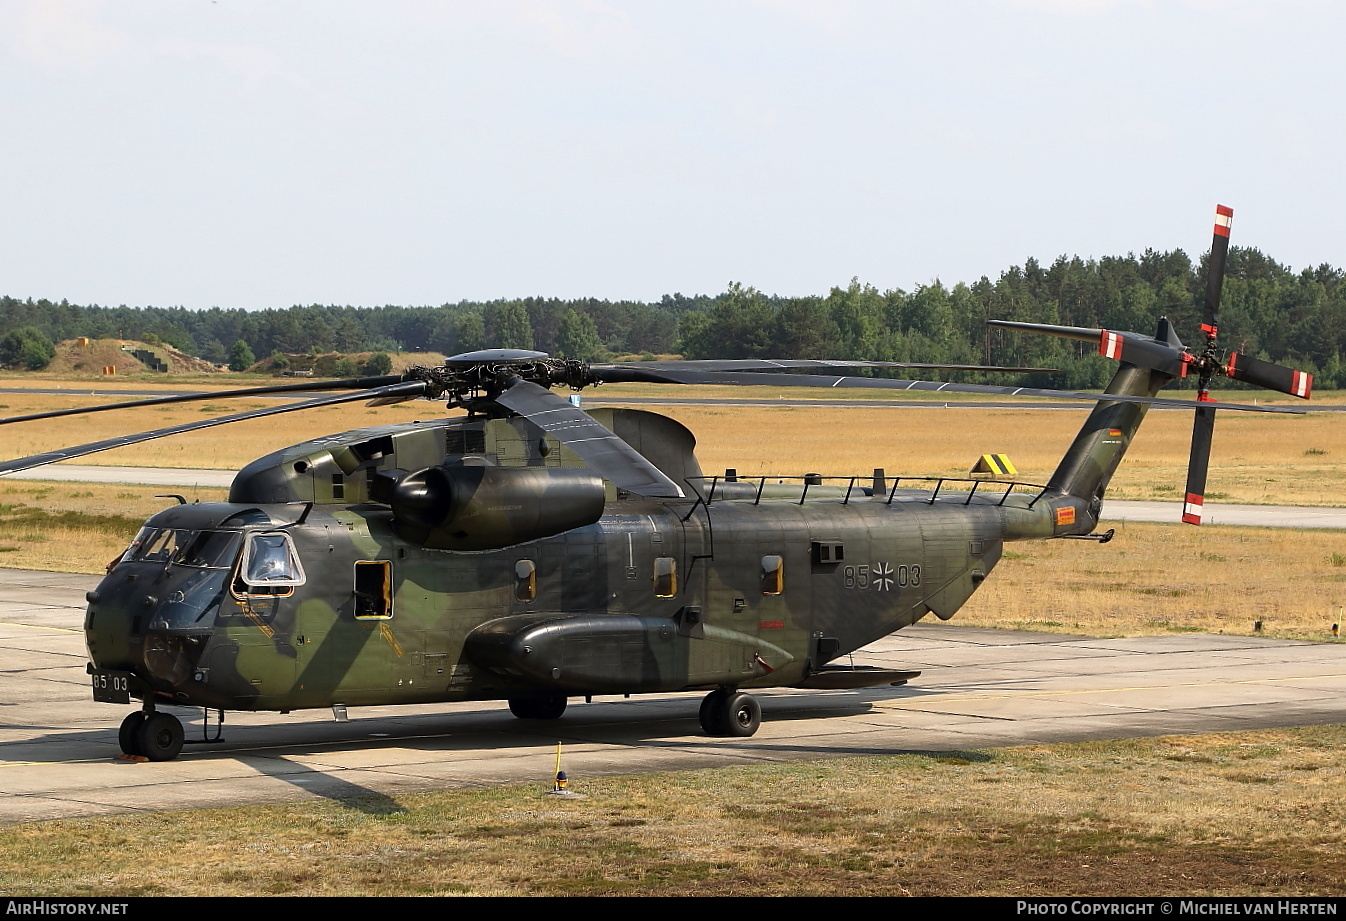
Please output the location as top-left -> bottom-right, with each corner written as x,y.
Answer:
91,669 -> 132,704
843,563 -> 920,591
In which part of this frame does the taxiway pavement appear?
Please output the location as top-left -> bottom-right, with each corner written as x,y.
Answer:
0,568 -> 1342,824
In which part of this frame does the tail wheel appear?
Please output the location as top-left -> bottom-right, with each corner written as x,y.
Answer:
136,712 -> 184,762
508,695 -> 567,720
118,712 -> 146,757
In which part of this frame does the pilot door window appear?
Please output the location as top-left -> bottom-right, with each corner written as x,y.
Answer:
234,532 -> 306,596
354,561 -> 393,619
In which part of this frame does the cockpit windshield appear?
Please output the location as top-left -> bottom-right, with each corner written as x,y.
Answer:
121,528 -> 242,569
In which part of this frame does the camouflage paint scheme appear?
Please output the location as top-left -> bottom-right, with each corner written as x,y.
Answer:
84,359 -> 1166,725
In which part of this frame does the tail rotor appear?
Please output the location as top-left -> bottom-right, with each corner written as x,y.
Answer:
1181,204 -> 1234,524
1180,204 -> 1311,523
993,205 -> 1314,526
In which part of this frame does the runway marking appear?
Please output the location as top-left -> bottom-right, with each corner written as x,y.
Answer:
0,622 -> 82,634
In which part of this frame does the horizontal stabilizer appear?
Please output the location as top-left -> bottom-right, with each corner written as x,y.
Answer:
989,321 -> 1191,377
1098,330 -> 1190,377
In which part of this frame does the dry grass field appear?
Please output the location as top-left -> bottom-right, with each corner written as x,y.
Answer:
959,521 -> 1346,641
1,375 -> 1344,895
1,725 -> 1343,896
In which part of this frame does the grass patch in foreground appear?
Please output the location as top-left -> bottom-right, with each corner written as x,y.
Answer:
1,725 -> 1343,896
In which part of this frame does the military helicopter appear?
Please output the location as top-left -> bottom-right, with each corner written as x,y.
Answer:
0,206 -> 1313,761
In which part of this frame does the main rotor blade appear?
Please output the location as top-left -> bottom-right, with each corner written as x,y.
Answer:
0,375 -> 405,427
493,379 -> 684,498
984,320 -> 1103,343
593,359 -> 1058,374
1183,406 -> 1216,525
589,368 -> 1303,414
0,381 -> 427,477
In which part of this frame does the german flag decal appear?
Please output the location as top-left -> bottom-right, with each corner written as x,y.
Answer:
1055,507 -> 1076,526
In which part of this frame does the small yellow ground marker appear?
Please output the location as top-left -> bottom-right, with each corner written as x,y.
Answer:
970,454 -> 1017,476
548,741 -> 583,798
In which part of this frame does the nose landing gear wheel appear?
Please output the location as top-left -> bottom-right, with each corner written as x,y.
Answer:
136,712 -> 184,761
118,712 -> 146,757
699,689 -> 760,737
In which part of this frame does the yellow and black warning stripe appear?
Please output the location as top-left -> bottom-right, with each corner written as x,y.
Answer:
971,454 -> 1017,476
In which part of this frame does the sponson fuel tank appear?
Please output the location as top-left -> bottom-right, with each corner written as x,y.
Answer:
463,611 -> 798,693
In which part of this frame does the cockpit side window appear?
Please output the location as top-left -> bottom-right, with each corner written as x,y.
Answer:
121,528 -> 242,570
239,532 -> 306,589
130,528 -> 192,563
176,531 -> 243,569
120,527 -> 156,563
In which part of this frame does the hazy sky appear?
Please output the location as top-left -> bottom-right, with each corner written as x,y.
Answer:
2,0 -> 1342,310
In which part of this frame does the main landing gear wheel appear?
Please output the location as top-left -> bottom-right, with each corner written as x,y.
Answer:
136,712 -> 184,761
118,712 -> 146,757
508,695 -> 568,720
699,689 -> 761,737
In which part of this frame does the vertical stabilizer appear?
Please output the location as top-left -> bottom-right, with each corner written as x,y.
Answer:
1045,363 -> 1177,526
989,317 -> 1188,535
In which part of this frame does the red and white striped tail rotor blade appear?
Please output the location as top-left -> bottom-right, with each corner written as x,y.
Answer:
1203,204 -> 1233,337
1224,353 -> 1313,399
1183,406 -> 1216,525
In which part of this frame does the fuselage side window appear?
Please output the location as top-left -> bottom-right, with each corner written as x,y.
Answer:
354,560 -> 393,619
761,554 -> 784,595
514,560 -> 537,602
653,556 -> 677,598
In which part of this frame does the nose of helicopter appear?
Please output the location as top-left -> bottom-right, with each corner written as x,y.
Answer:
86,565 -> 223,695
